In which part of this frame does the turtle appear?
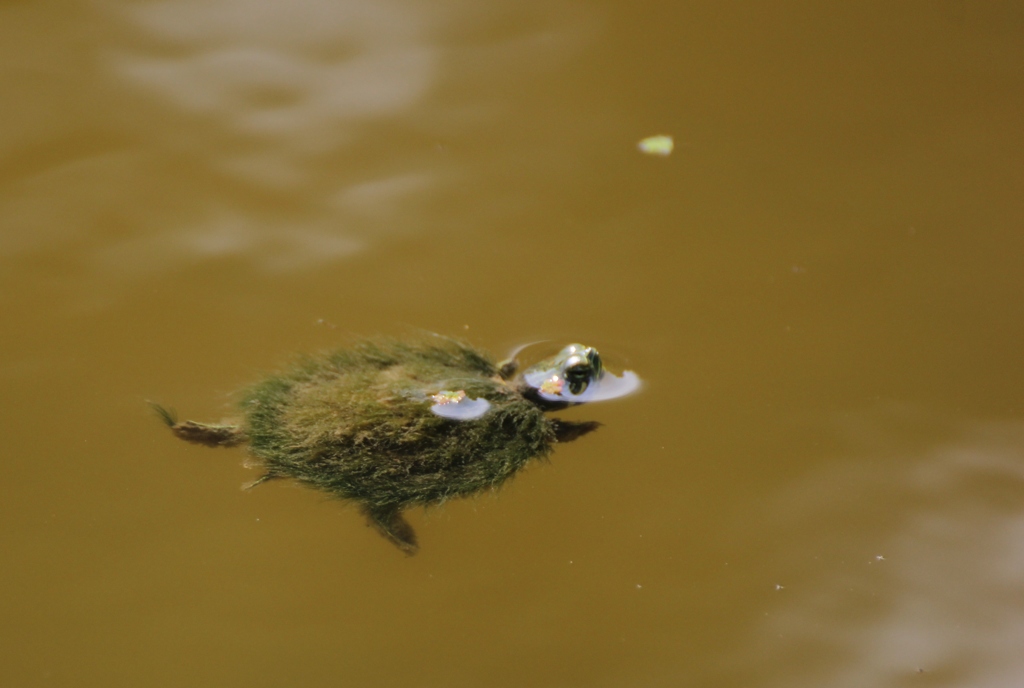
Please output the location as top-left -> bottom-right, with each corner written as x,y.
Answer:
154,335 -> 640,554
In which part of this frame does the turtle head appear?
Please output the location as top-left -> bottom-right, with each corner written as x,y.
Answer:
522,344 -> 639,407
555,345 -> 603,395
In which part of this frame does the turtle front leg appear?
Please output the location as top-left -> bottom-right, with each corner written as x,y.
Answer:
361,504 -> 419,555
497,357 -> 519,380
151,403 -> 247,448
550,419 -> 602,443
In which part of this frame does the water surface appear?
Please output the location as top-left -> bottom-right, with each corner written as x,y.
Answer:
2,2 -> 1024,686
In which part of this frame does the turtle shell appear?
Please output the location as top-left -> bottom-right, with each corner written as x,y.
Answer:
240,337 -> 557,510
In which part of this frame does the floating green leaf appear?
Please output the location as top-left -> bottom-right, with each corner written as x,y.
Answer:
637,134 -> 674,156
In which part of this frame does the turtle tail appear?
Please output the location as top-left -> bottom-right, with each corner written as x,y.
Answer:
149,401 -> 248,448
150,402 -> 178,428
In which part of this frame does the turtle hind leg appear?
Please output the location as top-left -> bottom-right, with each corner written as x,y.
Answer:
241,473 -> 281,491
150,402 -> 247,448
361,504 -> 419,555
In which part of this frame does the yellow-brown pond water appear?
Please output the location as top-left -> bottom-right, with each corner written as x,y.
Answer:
3,2 -> 1024,686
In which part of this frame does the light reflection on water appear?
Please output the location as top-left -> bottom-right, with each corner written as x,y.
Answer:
1,0 -> 588,289
744,412 -> 1024,687
102,0 -> 441,277
110,0 -> 439,186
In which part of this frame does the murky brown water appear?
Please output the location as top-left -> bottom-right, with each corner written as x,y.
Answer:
3,1 -> 1024,686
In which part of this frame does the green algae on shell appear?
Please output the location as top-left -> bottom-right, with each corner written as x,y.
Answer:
155,336 -> 639,554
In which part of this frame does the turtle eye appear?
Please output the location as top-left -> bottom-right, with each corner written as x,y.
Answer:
563,363 -> 593,395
